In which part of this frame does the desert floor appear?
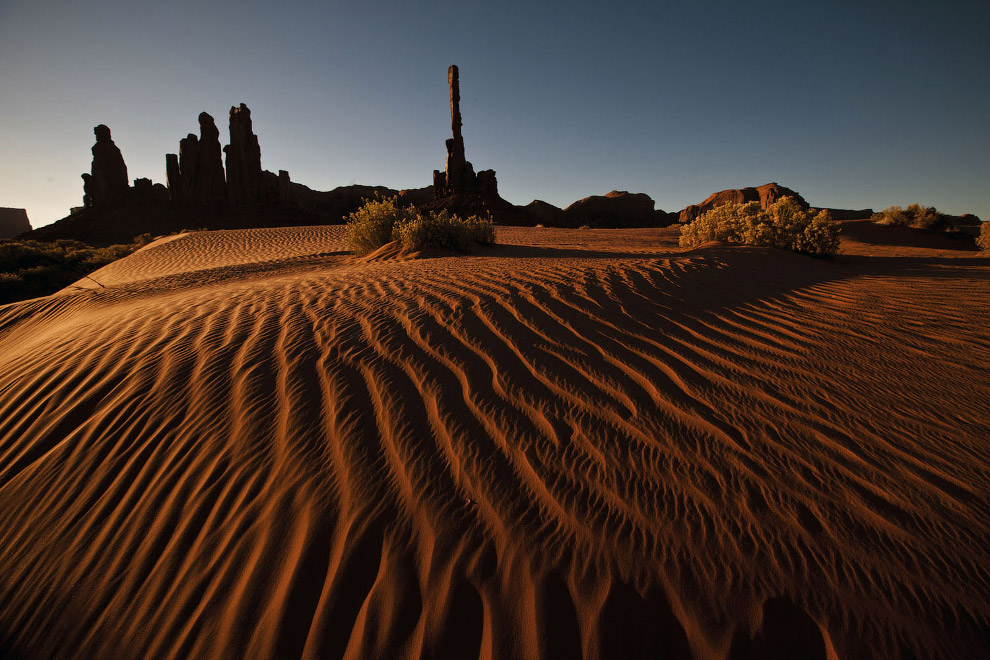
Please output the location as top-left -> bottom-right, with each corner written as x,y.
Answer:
0,222 -> 988,659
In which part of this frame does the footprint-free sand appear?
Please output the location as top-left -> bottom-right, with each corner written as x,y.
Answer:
1,223 -> 987,659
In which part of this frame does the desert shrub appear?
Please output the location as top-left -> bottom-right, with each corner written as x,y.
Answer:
346,196 -> 495,254
679,197 -> 839,258
0,235 -> 152,305
977,223 -> 990,251
345,194 -> 419,255
872,203 -> 946,231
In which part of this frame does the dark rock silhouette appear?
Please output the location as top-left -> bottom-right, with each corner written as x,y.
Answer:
0,208 -> 32,238
524,200 -> 565,226
165,154 -> 181,202
170,113 -> 226,203
432,64 -> 499,200
177,133 -> 199,201
563,191 -> 673,228
81,174 -> 93,208
90,125 -> 129,208
225,103 -> 263,204
194,112 -> 225,202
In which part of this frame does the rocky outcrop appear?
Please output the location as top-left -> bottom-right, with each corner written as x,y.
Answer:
563,191 -> 673,228
678,183 -> 807,223
224,103 -> 263,204
89,125 -> 129,207
0,208 -> 32,238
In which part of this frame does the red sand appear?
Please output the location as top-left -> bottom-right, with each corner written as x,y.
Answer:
1,224 -> 988,659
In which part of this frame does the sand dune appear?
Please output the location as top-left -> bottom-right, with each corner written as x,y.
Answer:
1,225 -> 988,659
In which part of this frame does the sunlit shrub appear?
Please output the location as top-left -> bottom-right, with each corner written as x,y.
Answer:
872,203 -> 945,230
345,194 -> 419,255
346,196 -> 495,254
679,197 -> 839,258
977,223 -> 990,252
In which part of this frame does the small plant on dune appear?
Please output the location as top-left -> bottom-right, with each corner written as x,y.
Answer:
345,193 -> 418,255
346,195 -> 495,254
679,197 -> 839,258
872,203 -> 946,231
977,223 -> 990,252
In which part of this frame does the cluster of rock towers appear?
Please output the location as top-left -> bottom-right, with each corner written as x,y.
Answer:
82,104 -> 290,210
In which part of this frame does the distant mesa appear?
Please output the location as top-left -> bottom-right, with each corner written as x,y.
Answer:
676,182 -> 874,223
0,207 -> 32,238
678,182 -> 808,223
563,190 -> 674,228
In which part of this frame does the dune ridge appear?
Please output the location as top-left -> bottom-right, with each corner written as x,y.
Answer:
1,226 -> 988,659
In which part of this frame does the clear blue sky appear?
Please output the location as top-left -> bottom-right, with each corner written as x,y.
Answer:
1,0 -> 988,228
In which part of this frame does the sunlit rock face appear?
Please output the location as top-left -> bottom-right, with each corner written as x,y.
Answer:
678,182 -> 808,223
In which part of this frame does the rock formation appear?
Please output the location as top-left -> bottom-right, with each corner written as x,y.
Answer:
89,125 -> 129,207
168,113 -> 225,203
678,182 -> 808,223
0,207 -> 32,238
563,191 -> 673,228
224,103 -> 263,204
165,154 -> 181,202
195,112 -> 226,201
432,65 -> 499,202
177,134 -> 199,201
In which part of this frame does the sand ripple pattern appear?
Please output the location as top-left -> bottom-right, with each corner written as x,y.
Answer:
1,227 -> 988,659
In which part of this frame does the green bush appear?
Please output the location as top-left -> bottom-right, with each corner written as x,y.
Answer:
346,196 -> 495,254
0,234 -> 154,305
977,223 -> 990,252
872,203 -> 945,231
679,197 -> 839,258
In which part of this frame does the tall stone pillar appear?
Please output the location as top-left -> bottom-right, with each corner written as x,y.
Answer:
445,65 -> 467,189
224,103 -> 263,204
90,124 -> 129,207
165,153 -> 181,201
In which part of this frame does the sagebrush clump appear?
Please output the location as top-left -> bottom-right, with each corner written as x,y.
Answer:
346,195 -> 495,255
679,197 -> 839,258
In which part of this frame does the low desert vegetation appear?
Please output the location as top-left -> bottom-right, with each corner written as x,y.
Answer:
977,222 -> 990,251
872,203 -> 950,231
0,234 -> 154,304
679,197 -> 840,258
346,195 -> 495,255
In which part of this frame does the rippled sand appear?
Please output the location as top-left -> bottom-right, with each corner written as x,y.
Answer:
1,223 -> 988,659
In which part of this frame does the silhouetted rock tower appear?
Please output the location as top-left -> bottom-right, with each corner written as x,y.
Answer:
89,125 -> 129,207
433,65 -> 498,200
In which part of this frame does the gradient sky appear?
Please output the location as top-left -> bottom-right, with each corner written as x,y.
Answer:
1,0 -> 988,228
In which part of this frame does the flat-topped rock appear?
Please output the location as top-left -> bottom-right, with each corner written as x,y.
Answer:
0,207 -> 32,238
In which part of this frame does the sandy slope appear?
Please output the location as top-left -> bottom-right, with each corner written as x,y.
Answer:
0,224 -> 988,659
